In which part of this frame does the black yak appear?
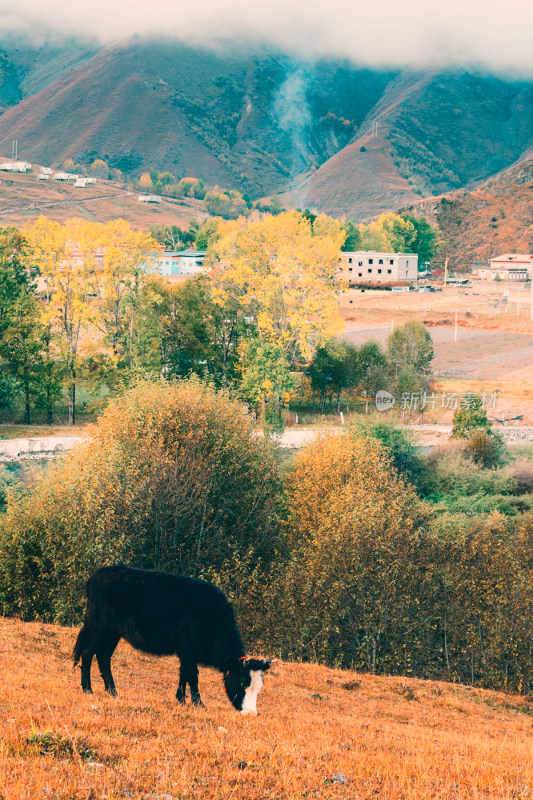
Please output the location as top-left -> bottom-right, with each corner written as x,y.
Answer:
73,565 -> 272,714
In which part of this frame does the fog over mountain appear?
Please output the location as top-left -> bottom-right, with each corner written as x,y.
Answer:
1,0 -> 533,75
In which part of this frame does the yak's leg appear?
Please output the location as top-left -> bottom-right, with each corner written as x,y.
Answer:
176,662 -> 188,704
81,651 -> 94,693
96,634 -> 120,696
188,663 -> 204,707
177,659 -> 204,707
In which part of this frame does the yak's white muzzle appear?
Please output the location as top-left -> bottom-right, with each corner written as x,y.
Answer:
240,670 -> 263,715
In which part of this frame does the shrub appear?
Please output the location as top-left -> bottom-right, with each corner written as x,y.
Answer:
0,378 -> 282,623
275,431 -> 431,672
352,417 -> 427,493
464,428 -> 506,468
510,459 -> 533,495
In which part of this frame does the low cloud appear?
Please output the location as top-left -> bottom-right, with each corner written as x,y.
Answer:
1,0 -> 533,75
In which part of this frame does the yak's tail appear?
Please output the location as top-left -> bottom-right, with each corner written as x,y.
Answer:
73,624 -> 89,667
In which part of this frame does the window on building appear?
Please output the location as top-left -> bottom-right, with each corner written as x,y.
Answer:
379,259 -> 383,264
358,261 -> 363,266
358,273 -> 362,277
390,259 -> 394,264
378,269 -> 382,274
369,258 -> 373,264
387,269 -> 392,274
349,268 -> 353,271
406,260 -> 409,266
348,257 -> 353,263
368,268 -> 372,273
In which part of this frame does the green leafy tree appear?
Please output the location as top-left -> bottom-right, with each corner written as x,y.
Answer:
240,341 -> 298,430
340,220 -> 362,252
149,224 -> 196,251
306,339 -> 346,412
359,341 -> 388,413
452,395 -> 491,439
388,319 -> 434,376
400,214 -> 441,266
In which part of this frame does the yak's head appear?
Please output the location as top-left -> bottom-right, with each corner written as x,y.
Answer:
223,657 -> 273,715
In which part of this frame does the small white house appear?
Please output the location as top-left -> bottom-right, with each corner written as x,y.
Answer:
37,173 -> 51,181
40,167 -> 53,175
138,194 -> 161,204
53,172 -> 72,181
0,161 -> 32,172
74,178 -> 89,188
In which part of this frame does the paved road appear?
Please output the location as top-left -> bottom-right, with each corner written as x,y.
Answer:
3,424 -> 533,461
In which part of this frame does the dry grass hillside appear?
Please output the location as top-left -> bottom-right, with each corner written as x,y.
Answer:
0,169 -> 207,228
1,617 -> 531,799
404,162 -> 533,265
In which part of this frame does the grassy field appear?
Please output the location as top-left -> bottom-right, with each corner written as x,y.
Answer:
0,617 -> 531,799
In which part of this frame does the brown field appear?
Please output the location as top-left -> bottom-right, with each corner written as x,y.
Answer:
0,617 -> 531,799
339,283 -> 533,423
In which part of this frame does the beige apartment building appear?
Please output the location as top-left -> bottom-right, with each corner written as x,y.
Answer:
338,251 -> 418,285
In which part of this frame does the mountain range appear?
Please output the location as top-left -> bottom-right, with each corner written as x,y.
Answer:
0,35 -> 532,227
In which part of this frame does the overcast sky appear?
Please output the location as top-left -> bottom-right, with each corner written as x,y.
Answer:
2,0 -> 533,75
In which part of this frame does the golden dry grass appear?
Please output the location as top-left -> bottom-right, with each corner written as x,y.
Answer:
0,618 -> 532,799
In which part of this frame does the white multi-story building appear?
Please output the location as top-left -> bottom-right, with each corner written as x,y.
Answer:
155,250 -> 207,277
338,251 -> 418,285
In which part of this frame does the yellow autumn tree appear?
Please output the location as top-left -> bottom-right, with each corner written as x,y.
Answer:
24,217 -> 160,421
24,217 -> 97,424
211,211 -> 344,366
84,219 -> 160,368
277,430 -> 430,670
359,213 -> 416,252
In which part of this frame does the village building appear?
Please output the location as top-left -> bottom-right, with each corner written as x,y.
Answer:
338,251 -> 418,285
477,254 -> 533,282
154,250 -> 207,278
0,161 -> 32,172
138,194 -> 161,204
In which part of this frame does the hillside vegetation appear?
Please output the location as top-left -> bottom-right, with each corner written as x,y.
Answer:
1,36 -> 533,222
404,159 -> 533,264
1,616 -> 532,800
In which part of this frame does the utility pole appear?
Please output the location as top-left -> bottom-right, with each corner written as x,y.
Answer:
444,257 -> 449,287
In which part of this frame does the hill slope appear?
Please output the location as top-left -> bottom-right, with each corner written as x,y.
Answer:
402,157 -> 533,264
283,70 -> 533,219
0,168 -> 208,227
1,37 -> 533,223
0,39 -> 395,199
1,616 -> 531,799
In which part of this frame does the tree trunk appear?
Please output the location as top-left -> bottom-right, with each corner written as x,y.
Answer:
24,379 -> 31,425
69,360 -> 76,425
46,383 -> 53,425
365,389 -> 369,414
